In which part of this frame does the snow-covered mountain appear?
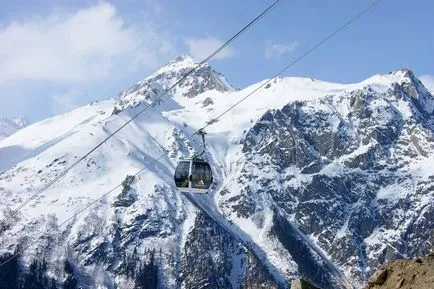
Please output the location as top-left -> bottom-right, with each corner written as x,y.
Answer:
0,56 -> 433,289
0,116 -> 28,141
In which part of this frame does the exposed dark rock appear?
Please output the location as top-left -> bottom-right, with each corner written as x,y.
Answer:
112,175 -> 137,207
181,212 -> 278,289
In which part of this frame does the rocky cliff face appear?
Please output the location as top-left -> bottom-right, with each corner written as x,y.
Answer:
0,58 -> 432,288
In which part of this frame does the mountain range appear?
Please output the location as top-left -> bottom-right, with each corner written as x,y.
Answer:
0,55 -> 433,289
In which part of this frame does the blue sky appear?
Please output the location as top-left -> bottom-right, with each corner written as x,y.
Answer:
0,0 -> 433,122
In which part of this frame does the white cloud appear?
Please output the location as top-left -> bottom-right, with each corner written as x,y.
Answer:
185,36 -> 236,61
0,2 -> 172,85
50,90 -> 80,115
420,75 -> 434,95
264,40 -> 298,59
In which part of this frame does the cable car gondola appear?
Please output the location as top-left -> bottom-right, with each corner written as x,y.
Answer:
174,130 -> 213,193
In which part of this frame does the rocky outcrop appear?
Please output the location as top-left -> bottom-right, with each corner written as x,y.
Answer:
366,253 -> 434,289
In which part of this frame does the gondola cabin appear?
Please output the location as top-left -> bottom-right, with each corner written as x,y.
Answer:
174,158 -> 213,193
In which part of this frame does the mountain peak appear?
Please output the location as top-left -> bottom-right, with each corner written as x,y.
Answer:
168,54 -> 196,65
388,68 -> 418,83
388,68 -> 434,113
153,54 -> 205,76
156,54 -> 225,78
117,55 -> 234,108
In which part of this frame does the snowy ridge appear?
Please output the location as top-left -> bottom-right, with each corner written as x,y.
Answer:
0,58 -> 433,288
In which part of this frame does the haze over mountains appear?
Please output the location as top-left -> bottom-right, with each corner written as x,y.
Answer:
0,116 -> 28,141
